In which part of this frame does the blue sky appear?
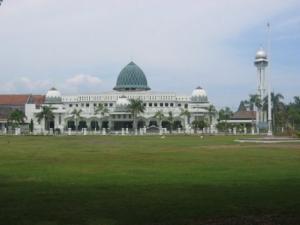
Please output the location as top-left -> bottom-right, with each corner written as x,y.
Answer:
0,0 -> 299,109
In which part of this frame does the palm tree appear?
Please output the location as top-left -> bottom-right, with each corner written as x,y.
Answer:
263,92 -> 286,133
287,96 -> 300,131
180,109 -> 191,127
71,109 -> 82,131
207,105 -> 217,126
8,109 -> 26,129
167,111 -> 175,133
94,103 -> 109,117
249,94 -> 262,111
192,119 -> 208,130
127,99 -> 145,131
154,110 -> 165,129
35,106 -> 55,131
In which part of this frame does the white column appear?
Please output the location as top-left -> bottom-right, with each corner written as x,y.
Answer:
233,127 -> 237,135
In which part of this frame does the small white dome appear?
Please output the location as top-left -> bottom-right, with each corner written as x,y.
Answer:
191,86 -> 208,103
116,96 -> 130,106
46,87 -> 61,98
255,48 -> 267,59
45,87 -> 62,104
192,86 -> 207,97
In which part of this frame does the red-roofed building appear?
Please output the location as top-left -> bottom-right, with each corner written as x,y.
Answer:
0,95 -> 45,130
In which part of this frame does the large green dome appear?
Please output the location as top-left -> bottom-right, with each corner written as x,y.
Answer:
113,61 -> 150,91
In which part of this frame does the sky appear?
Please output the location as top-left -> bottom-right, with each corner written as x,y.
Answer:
0,0 -> 299,109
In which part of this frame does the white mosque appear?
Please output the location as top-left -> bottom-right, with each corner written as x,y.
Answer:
24,61 -> 217,133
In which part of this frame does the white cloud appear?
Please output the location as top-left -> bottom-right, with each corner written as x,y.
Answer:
62,74 -> 103,93
1,74 -> 103,94
65,74 -> 102,86
2,77 -> 51,94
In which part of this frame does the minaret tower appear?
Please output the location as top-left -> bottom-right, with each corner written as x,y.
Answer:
254,48 -> 268,128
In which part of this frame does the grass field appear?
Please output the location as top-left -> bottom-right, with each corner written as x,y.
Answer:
0,135 -> 299,225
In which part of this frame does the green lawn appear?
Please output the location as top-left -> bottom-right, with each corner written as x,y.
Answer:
0,135 -> 299,225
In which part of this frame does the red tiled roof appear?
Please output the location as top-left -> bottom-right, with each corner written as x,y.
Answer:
0,95 -> 45,106
0,95 -> 30,105
28,95 -> 45,105
231,111 -> 256,120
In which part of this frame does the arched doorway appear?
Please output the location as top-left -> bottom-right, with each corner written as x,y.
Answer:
174,120 -> 182,129
67,121 -> 75,131
49,121 -> 55,129
102,121 -> 109,129
162,121 -> 171,130
91,120 -> 99,131
149,120 -> 158,127
137,120 -> 146,129
78,121 -> 87,130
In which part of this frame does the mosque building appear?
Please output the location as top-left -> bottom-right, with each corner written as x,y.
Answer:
20,61 -> 216,133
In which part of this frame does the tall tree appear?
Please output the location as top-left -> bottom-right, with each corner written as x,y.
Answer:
180,109 -> 191,127
167,111 -> 175,133
287,96 -> 300,131
238,101 -> 247,112
71,109 -> 82,131
263,92 -> 286,132
249,94 -> 262,111
207,105 -> 217,126
35,106 -> 55,130
218,107 -> 233,121
127,99 -> 145,131
8,109 -> 26,128
154,110 -> 165,129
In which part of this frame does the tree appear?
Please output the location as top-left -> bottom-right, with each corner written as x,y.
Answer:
192,119 -> 208,130
217,107 -> 233,133
127,99 -> 145,131
167,111 -> 175,133
8,109 -> 26,128
218,107 -> 233,121
29,119 -> 34,133
154,110 -> 165,129
287,96 -> 300,131
249,94 -> 262,111
263,92 -> 286,133
35,106 -> 55,131
238,101 -> 247,112
71,109 -> 82,131
94,103 -> 109,117
207,105 -> 217,126
180,109 -> 191,127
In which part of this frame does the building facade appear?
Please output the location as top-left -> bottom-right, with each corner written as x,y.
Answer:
17,62 -> 216,133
